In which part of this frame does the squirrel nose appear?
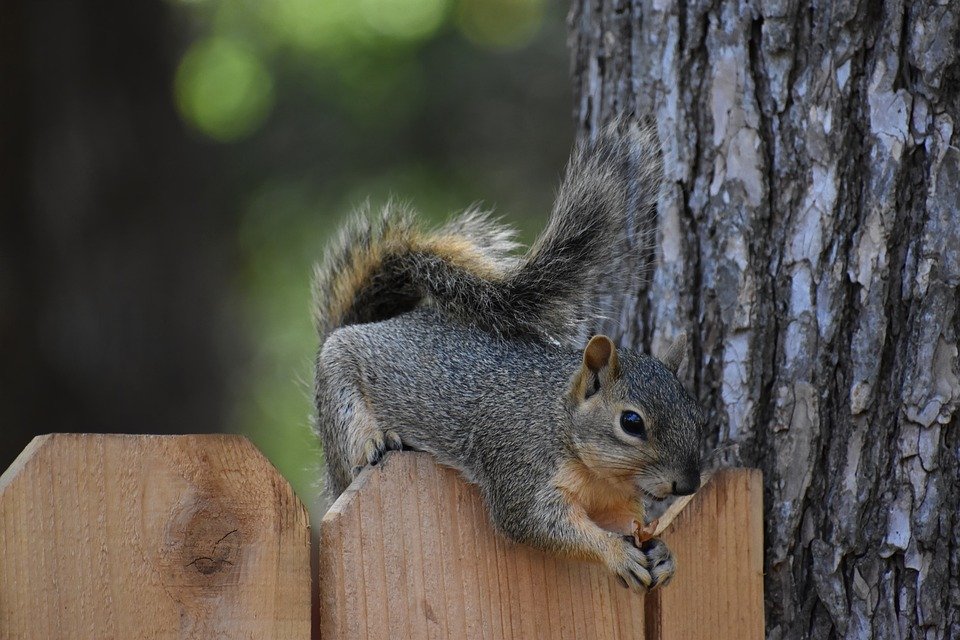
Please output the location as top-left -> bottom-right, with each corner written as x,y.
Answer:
671,475 -> 699,496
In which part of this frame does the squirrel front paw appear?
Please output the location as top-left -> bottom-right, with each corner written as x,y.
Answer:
608,536 -> 653,591
351,429 -> 404,476
609,536 -> 675,591
638,537 -> 675,589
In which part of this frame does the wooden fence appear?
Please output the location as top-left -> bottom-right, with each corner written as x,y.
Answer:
1,434 -> 763,639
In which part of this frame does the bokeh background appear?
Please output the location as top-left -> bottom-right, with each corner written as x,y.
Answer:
2,0 -> 573,517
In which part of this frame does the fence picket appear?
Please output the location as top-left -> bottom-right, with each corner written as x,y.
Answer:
0,434 -> 311,640
2,436 -> 762,639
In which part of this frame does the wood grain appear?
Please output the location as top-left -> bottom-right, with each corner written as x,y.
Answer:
319,452 -> 645,640
320,455 -> 762,639
0,434 -> 311,640
646,469 -> 765,640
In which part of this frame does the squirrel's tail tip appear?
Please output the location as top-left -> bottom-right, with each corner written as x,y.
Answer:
581,116 -> 662,178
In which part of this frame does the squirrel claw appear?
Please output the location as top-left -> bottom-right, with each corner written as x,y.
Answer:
622,535 -> 651,568
642,538 -> 676,590
363,434 -> 387,466
359,430 -> 405,470
613,536 -> 675,592
384,430 -> 403,452
613,541 -> 653,591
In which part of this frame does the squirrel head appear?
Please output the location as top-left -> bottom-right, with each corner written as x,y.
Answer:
564,334 -> 705,500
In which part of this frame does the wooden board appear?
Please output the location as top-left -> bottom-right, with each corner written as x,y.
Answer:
319,452 -> 646,640
0,434 -> 311,640
646,468 -> 765,640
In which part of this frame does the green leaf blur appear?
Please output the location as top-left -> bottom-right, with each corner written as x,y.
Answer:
175,37 -> 275,141
169,0 -> 572,518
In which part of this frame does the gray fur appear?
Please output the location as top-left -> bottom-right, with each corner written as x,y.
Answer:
317,309 -> 703,502
312,119 -> 703,591
437,204 -> 522,265
312,119 -> 662,346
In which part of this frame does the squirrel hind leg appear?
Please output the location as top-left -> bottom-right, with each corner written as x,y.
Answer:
352,427 -> 404,476
342,389 -> 404,478
316,333 -> 405,488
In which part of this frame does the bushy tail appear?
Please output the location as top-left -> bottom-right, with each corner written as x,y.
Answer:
313,118 -> 662,345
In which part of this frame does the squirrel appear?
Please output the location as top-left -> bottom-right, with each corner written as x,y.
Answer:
312,119 -> 705,591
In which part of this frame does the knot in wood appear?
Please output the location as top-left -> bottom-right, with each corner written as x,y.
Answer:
161,495 -> 243,587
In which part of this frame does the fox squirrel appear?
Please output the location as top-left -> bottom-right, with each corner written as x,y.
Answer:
313,119 -> 705,591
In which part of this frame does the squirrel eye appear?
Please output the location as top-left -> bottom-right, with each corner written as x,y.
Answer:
620,410 -> 647,439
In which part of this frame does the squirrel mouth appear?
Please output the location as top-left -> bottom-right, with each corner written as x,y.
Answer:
637,485 -> 668,502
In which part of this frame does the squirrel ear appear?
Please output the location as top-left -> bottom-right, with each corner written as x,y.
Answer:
584,335 -> 617,374
571,335 -> 620,402
660,333 -> 687,375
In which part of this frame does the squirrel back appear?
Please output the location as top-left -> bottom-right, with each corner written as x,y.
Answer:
312,119 -> 662,346
312,119 -> 703,592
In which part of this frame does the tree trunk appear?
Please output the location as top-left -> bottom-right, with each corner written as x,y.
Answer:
568,1 -> 959,637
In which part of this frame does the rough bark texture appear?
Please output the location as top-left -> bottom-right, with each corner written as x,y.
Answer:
568,1 -> 959,638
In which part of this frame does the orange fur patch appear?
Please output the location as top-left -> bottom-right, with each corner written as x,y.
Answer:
328,239 -> 388,328
561,506 -> 614,561
420,234 -> 506,280
553,455 -> 644,536
324,229 -> 506,333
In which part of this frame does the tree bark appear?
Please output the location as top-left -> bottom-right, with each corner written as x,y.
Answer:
568,1 -> 959,638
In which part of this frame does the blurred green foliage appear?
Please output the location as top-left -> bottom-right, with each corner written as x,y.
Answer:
176,37 -> 275,141
169,0 -> 572,516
